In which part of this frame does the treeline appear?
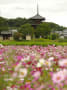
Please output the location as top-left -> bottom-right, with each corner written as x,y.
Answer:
0,16 -> 67,40
0,17 -> 29,31
0,16 -> 66,30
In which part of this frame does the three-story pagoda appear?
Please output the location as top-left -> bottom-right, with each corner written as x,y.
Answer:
30,4 -> 45,28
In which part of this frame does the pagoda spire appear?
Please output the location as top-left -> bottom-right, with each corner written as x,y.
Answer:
37,4 -> 39,15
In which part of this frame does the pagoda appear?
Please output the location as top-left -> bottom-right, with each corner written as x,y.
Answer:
30,4 -> 45,28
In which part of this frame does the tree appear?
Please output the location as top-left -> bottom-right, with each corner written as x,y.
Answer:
19,23 -> 34,39
0,17 -> 8,32
49,33 -> 59,40
13,32 -> 23,41
47,22 -> 66,32
7,18 -> 29,28
35,22 -> 51,38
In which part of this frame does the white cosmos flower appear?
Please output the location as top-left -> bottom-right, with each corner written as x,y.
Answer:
21,56 -> 30,62
48,57 -> 54,61
7,87 -> 12,90
19,68 -> 27,79
37,62 -> 42,67
0,44 -> 4,48
39,59 -> 45,65
37,58 -> 45,67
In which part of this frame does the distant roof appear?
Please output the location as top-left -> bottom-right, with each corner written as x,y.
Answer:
30,14 -> 45,20
63,29 -> 67,31
11,29 -> 17,32
1,31 -> 12,34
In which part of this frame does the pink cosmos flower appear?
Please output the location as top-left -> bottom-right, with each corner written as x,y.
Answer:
58,59 -> 67,67
52,71 -> 65,84
33,71 -> 41,78
49,72 -> 53,77
12,72 -> 17,78
17,56 -> 22,61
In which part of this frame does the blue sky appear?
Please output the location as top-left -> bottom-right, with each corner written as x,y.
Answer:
0,0 -> 67,26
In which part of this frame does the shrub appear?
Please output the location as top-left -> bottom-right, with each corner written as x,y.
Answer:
13,32 -> 23,41
32,38 -> 52,42
49,33 -> 59,40
19,23 -> 34,39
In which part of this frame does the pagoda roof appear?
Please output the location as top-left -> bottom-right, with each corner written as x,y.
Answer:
30,14 -> 45,20
30,4 -> 45,20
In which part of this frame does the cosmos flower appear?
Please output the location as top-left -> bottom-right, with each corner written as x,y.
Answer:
44,60 -> 52,67
12,72 -> 17,78
33,71 -> 41,78
0,44 -> 4,48
58,59 -> 67,67
19,68 -> 27,79
52,71 -> 65,84
36,62 -> 42,67
39,58 -> 45,65
0,45 -> 67,89
48,57 -> 54,61
14,62 -> 22,71
36,58 -> 45,67
21,56 -> 30,62
7,87 -> 12,90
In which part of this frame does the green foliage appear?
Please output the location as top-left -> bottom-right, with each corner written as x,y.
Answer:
0,40 -> 67,46
13,32 -> 23,41
0,17 -> 8,32
49,33 -> 59,40
58,38 -> 67,42
32,38 -> 52,42
19,23 -> 34,39
35,23 -> 51,38
7,18 -> 28,28
0,16 -> 67,41
47,22 -> 66,31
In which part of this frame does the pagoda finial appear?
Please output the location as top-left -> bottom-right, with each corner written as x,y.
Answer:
37,3 -> 39,15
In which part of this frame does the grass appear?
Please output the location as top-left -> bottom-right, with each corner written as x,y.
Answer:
0,39 -> 67,46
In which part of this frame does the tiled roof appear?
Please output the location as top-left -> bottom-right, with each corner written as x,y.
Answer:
30,14 -> 45,20
1,31 -> 12,34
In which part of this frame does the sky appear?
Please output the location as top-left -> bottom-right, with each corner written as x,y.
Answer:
0,0 -> 67,27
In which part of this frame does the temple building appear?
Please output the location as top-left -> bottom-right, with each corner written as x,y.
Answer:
0,29 -> 17,40
30,4 -> 45,29
0,31 -> 12,40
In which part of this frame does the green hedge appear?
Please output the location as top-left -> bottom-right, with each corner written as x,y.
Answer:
0,40 -> 67,46
58,38 -> 67,42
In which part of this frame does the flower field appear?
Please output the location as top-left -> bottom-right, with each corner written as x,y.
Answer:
0,45 -> 67,90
